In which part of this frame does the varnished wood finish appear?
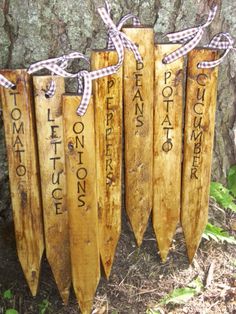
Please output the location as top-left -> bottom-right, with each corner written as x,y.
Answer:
33,76 -> 71,304
91,50 -> 122,278
122,27 -> 154,246
0,69 -> 44,296
63,95 -> 100,314
153,44 -> 183,261
182,49 -> 219,262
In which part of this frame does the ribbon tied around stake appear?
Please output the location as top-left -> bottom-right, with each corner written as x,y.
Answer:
162,5 -> 218,64
28,52 -> 90,98
198,32 -> 236,68
27,1 -> 142,116
105,0 -> 140,50
75,2 -> 142,116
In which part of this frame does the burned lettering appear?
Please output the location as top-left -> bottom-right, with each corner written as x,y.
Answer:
190,73 -> 209,179
161,71 -> 174,152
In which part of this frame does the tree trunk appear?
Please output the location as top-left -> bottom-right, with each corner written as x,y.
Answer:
0,0 -> 235,219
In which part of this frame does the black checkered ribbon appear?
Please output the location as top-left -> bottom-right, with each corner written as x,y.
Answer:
198,32 -> 236,68
0,74 -> 16,89
162,5 -> 218,64
105,0 -> 140,49
28,52 -> 89,97
76,2 -> 142,116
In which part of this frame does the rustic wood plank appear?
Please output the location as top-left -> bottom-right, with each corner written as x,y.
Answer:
153,44 -> 184,261
33,76 -> 71,304
182,49 -> 219,262
63,95 -> 100,314
122,27 -> 154,246
0,69 -> 44,296
91,50 -> 122,279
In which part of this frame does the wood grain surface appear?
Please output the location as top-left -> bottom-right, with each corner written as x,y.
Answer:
122,27 -> 154,246
91,50 -> 122,279
33,76 -> 71,304
63,95 -> 100,314
0,69 -> 44,296
153,44 -> 183,261
182,49 -> 219,262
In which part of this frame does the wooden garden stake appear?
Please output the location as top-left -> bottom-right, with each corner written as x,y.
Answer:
33,76 -> 71,304
182,49 -> 219,262
0,69 -> 44,296
153,44 -> 184,261
63,95 -> 100,314
122,27 -> 154,246
91,50 -> 122,279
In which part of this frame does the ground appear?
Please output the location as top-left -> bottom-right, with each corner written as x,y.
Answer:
0,201 -> 235,314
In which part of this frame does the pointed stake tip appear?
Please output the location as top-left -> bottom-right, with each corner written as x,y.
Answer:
28,283 -> 38,297
156,238 -> 173,262
60,290 -> 70,305
160,252 -> 168,263
100,253 -> 115,279
134,232 -> 144,247
136,238 -> 142,247
103,266 -> 111,280
48,263 -> 71,304
127,215 -> 149,247
78,299 -> 93,314
23,271 -> 40,297
187,248 -> 197,263
104,273 -> 110,280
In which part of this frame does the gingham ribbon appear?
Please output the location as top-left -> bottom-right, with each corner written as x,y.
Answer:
28,52 -> 89,97
0,74 -> 16,89
76,3 -> 142,116
162,5 -> 218,64
105,0 -> 140,49
198,32 -> 236,68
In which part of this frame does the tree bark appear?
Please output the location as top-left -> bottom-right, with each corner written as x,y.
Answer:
0,0 -> 235,219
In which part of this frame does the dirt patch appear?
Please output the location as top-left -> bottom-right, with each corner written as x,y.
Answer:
0,204 -> 235,314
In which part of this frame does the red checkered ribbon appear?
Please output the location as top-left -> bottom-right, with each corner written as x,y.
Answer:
162,5 -> 218,64
0,74 -> 16,90
28,52 -> 89,97
76,2 -> 142,116
198,32 -> 236,68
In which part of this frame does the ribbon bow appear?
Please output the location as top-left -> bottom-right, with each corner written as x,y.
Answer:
162,5 -> 218,64
28,52 -> 89,97
198,32 -> 236,68
105,1 -> 140,50
0,75 -> 16,90
75,1 -> 142,116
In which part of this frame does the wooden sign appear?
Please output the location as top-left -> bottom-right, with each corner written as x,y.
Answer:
122,27 -> 154,246
91,50 -> 122,279
153,44 -> 183,261
0,69 -> 44,296
63,95 -> 100,313
33,76 -> 71,304
182,49 -> 219,262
